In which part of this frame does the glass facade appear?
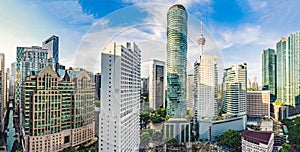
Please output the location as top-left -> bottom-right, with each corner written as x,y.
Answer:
42,35 -> 59,63
166,4 -> 188,117
289,32 -> 300,106
262,48 -> 276,102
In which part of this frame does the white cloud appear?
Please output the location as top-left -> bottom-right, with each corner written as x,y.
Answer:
44,1 -> 96,25
247,0 -> 268,11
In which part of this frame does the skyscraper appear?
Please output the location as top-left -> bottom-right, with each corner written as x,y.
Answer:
149,59 -> 165,110
0,53 -> 6,133
276,38 -> 289,105
94,73 -> 101,100
223,63 -> 247,115
186,74 -> 194,110
288,32 -> 300,107
22,66 -> 95,152
42,35 -> 59,63
262,48 -> 276,102
193,21 -> 218,119
100,42 -> 140,151
15,47 -> 49,105
166,4 -> 188,117
194,55 -> 218,119
164,4 -> 190,143
15,46 -> 49,132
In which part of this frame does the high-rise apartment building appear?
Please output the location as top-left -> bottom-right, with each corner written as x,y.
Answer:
288,32 -> 300,106
0,53 -> 6,133
149,59 -> 165,110
22,66 -> 95,152
166,4 -> 188,117
276,33 -> 300,115
247,91 -> 270,118
42,35 -> 59,63
223,63 -> 247,115
186,74 -> 194,110
194,55 -> 218,119
94,73 -> 101,100
262,48 -> 276,102
99,42 -> 140,151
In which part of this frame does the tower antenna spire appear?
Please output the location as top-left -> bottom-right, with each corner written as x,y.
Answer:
198,21 -> 206,56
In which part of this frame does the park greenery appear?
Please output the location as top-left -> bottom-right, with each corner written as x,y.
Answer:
140,129 -> 163,147
140,106 -> 166,124
281,117 -> 300,151
215,129 -> 241,150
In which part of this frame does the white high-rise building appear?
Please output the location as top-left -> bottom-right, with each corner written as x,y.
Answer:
194,55 -> 218,119
100,42 -> 140,152
193,22 -> 218,120
148,59 -> 165,110
223,63 -> 247,115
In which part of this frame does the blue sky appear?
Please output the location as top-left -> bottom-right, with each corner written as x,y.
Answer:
1,0 -> 299,85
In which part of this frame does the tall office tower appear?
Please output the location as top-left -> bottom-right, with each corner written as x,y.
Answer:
194,55 -> 218,119
248,77 -> 258,90
22,66 -> 95,152
164,4 -> 190,143
276,38 -> 289,105
262,48 -> 276,102
247,91 -> 270,118
141,78 -> 148,95
166,4 -> 188,117
42,35 -> 59,63
15,46 -> 49,132
100,42 -> 140,151
288,32 -> 300,107
223,63 -> 247,115
193,22 -> 218,119
0,53 -> 6,133
94,73 -> 101,100
9,63 -> 16,108
149,59 -> 165,110
186,74 -> 194,110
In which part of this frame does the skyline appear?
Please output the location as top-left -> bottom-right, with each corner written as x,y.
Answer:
1,0 -> 300,85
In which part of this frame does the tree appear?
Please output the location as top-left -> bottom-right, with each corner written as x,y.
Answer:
156,108 -> 166,118
151,114 -> 162,123
216,129 -> 241,149
140,112 -> 151,123
281,142 -> 290,152
165,138 -> 178,143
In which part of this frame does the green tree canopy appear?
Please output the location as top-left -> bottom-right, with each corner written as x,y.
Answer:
215,129 -> 241,149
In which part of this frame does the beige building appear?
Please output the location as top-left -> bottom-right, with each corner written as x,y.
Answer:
247,91 -> 270,118
22,66 -> 95,152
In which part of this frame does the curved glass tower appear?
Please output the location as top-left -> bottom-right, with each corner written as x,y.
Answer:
166,4 -> 187,117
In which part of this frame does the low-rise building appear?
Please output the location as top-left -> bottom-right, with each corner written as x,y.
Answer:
242,130 -> 274,152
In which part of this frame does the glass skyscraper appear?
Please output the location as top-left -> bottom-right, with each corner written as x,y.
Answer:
42,35 -> 59,63
276,38 -> 289,104
262,48 -> 276,102
166,4 -> 188,117
289,32 -> 300,106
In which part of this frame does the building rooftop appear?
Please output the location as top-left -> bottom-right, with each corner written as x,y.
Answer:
242,130 -> 273,145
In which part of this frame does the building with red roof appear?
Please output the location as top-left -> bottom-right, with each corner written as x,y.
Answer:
241,130 -> 274,152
